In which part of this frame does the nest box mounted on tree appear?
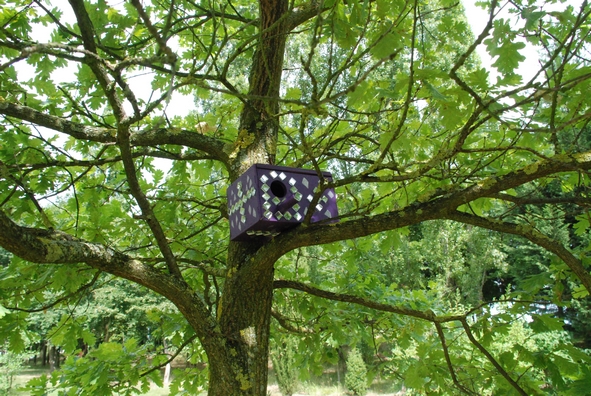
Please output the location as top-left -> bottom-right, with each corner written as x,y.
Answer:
227,164 -> 338,241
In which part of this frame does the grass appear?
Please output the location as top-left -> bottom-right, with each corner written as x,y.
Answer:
11,367 -> 48,394
137,386 -> 170,396
266,366 -> 402,396
8,366 -> 170,396
10,365 -> 403,395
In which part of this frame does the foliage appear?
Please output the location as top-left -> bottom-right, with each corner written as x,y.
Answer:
0,0 -> 591,394
345,348 -> 367,396
0,348 -> 30,394
270,335 -> 299,396
0,248 -> 9,267
47,339 -> 163,396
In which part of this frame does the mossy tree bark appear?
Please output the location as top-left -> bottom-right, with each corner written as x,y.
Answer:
207,0 -> 288,394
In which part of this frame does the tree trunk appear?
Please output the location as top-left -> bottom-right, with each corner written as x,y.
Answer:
231,0 -> 288,175
204,242 -> 275,396
103,319 -> 110,343
41,341 -> 47,366
202,0 -> 289,394
163,363 -> 171,387
162,339 -> 171,386
48,345 -> 56,371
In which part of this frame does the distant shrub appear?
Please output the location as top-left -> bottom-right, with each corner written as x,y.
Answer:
270,336 -> 299,396
345,348 -> 367,396
0,350 -> 29,394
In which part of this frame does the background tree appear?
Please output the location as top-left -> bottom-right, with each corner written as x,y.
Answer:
1,0 -> 591,395
345,347 -> 368,396
269,334 -> 299,396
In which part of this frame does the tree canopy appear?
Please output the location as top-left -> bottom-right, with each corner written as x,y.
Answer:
0,0 -> 591,394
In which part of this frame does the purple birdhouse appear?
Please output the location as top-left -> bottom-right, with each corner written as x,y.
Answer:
227,164 -> 338,241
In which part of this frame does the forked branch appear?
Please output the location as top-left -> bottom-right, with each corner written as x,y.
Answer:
274,279 -> 528,395
445,210 -> 591,293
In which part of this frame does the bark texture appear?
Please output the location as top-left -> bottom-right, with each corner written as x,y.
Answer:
207,0 -> 289,394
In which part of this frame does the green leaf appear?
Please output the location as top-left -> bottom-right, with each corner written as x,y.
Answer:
347,81 -> 372,106
370,33 -> 401,58
404,362 -> 430,389
490,41 -> 526,75
465,67 -> 490,91
572,284 -> 589,299
423,81 -> 448,101
574,213 -> 590,236
566,366 -> 591,395
520,272 -> 552,294
333,15 -> 356,49
521,7 -> 546,30
285,87 -> 302,100
94,342 -> 124,361
530,314 -> 564,332
9,330 -> 26,353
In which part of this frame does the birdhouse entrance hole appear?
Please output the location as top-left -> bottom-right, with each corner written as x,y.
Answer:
270,180 -> 287,198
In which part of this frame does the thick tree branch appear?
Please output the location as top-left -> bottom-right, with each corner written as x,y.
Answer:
68,0 -> 126,121
11,149 -> 221,173
133,127 -> 230,166
0,210 -> 217,340
414,152 -> 591,209
488,193 -> 591,207
0,101 -> 230,165
274,279 -> 445,321
233,0 -> 289,173
0,101 -> 114,141
285,1 -> 327,31
0,42 -> 88,70
258,151 -> 591,270
8,0 -> 213,285
119,123 -> 184,279
444,210 -> 591,293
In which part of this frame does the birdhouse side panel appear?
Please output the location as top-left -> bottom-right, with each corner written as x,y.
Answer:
227,166 -> 261,240
228,164 -> 338,241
